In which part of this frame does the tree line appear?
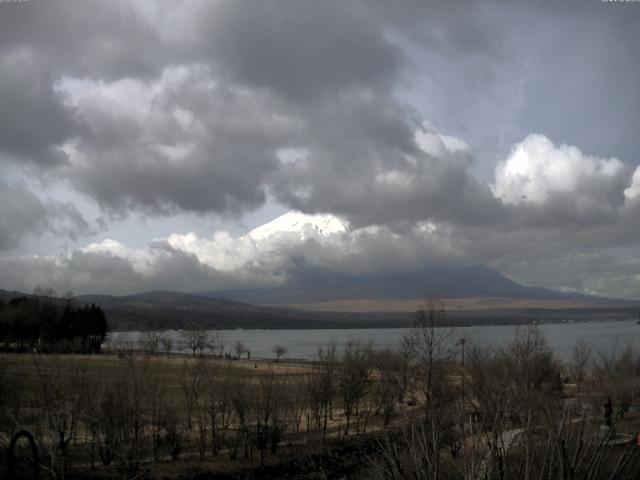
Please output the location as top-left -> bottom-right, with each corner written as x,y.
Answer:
0,290 -> 107,354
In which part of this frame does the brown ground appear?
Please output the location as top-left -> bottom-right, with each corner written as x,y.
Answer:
274,297 -> 622,313
0,352 -> 410,480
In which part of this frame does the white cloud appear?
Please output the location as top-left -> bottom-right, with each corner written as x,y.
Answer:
0,210 -> 454,294
494,133 -> 628,206
415,127 -> 471,164
2,202 -> 640,299
624,166 -> 640,201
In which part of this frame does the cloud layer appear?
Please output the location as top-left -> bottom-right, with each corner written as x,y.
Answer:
0,1 -> 639,298
4,130 -> 640,298
0,180 -> 91,251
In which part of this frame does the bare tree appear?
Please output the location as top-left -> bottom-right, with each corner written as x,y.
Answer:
160,335 -> 173,356
338,339 -> 372,435
229,371 -> 254,460
370,402 -> 640,480
114,350 -> 151,476
204,363 -> 234,456
506,325 -> 557,390
191,361 -> 212,460
272,345 -> 288,361
233,340 -> 247,359
372,327 -> 640,480
159,406 -> 184,461
180,359 -> 205,430
254,367 -> 290,465
404,298 -> 456,416
467,343 -> 511,417
569,340 -> 592,391
371,348 -> 406,427
141,331 -> 160,355
305,342 -> 337,436
210,331 -> 227,358
82,349 -> 152,476
181,326 -> 209,357
147,363 -> 169,462
33,356 -> 88,479
468,325 -> 562,425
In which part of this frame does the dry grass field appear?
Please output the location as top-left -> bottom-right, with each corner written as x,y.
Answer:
0,349 -> 411,479
278,296 -> 625,313
3,320 -> 640,479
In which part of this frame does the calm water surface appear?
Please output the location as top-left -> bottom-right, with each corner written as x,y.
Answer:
110,319 -> 640,361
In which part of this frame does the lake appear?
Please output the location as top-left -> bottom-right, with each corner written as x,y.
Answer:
108,319 -> 640,362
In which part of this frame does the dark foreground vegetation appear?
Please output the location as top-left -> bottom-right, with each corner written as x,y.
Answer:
2,299 -> 640,479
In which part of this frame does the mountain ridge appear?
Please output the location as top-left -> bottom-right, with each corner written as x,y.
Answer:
206,264 -> 622,305
1,281 -> 635,331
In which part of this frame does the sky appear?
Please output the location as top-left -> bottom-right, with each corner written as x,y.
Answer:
1,0 -> 640,298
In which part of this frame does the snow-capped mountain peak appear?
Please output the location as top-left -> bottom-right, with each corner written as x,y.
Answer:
247,211 -> 349,241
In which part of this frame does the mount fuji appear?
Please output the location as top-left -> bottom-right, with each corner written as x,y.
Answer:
208,212 -> 629,311
246,211 -> 350,241
38,211 -> 633,330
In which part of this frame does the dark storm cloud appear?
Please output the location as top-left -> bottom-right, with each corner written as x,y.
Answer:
0,181 -> 91,250
0,0 -> 508,224
272,116 -> 504,227
196,0 -> 402,101
0,48 -> 75,165
0,0 -> 166,80
1,0 -> 638,228
54,67 -> 288,216
0,0 -> 165,166
0,181 -> 47,250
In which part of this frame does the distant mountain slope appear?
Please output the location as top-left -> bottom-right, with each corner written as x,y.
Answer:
72,290 -> 390,330
2,287 -> 636,331
2,211 -> 634,330
0,289 -> 28,302
230,211 -> 609,305
207,265 -> 605,305
76,291 -> 246,310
